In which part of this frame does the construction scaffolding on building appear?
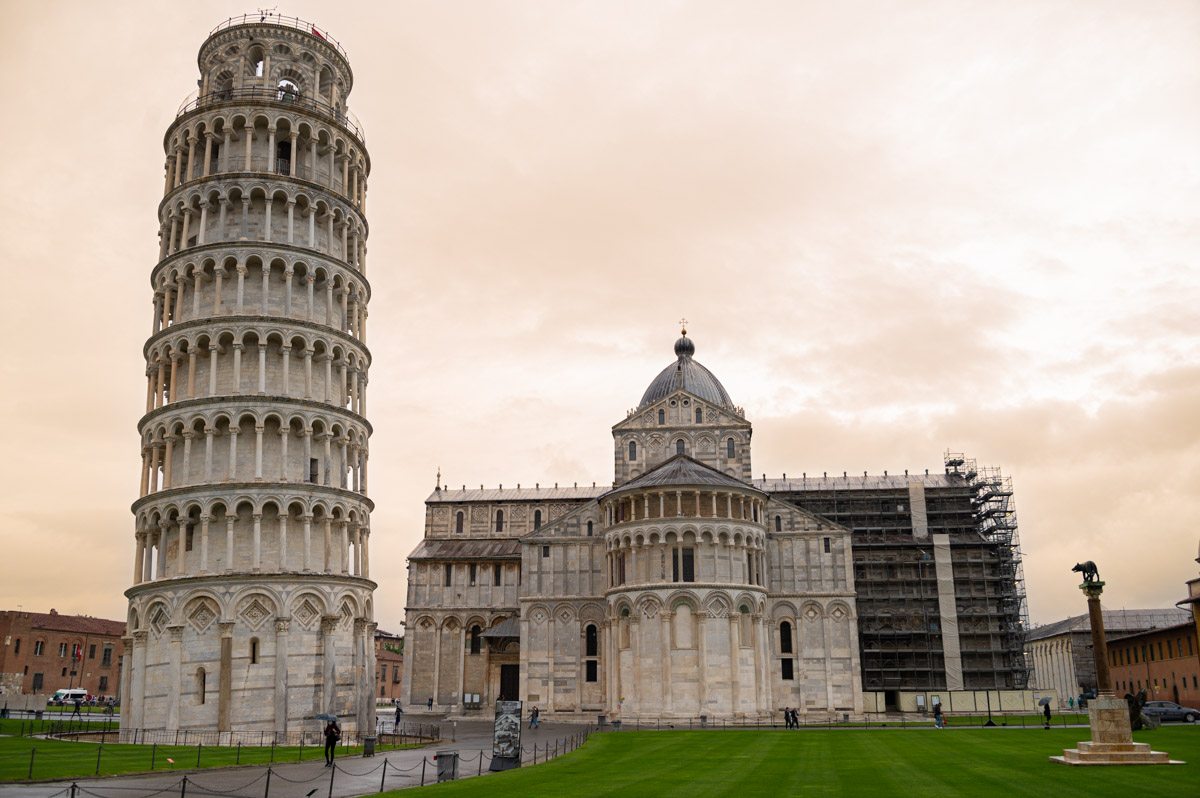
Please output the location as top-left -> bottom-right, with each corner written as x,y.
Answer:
761,451 -> 1029,701
943,450 -> 1030,690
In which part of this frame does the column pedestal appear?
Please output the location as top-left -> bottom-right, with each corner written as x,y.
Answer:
1051,581 -> 1184,766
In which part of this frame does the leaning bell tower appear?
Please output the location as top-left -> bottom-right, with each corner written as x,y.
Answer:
124,13 -> 376,738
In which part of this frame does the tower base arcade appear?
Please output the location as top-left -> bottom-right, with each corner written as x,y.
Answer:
124,575 -> 376,738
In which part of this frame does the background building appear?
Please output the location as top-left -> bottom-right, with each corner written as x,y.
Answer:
375,629 -> 404,702
0,610 -> 125,700
1109,540 -> 1200,707
404,331 -> 1033,718
124,14 -> 377,738
1028,607 -> 1190,706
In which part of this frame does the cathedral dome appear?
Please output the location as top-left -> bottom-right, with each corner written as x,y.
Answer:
638,330 -> 733,410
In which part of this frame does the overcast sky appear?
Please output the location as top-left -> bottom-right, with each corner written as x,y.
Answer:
1,1 -> 1197,636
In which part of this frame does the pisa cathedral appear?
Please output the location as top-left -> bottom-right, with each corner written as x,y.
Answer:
403,332 -> 865,721
124,16 -> 377,737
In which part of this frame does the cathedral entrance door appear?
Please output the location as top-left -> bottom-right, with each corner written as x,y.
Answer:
499,664 -> 520,701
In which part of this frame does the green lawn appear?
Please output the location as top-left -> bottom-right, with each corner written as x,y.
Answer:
390,727 -> 1199,798
0,734 -> 418,782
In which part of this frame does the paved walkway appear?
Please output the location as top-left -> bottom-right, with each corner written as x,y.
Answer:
0,720 -> 586,798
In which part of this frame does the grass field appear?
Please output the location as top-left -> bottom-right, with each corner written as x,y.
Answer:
0,733 -> 418,782
390,727 -> 1199,798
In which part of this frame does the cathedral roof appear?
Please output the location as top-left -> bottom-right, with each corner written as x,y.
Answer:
426,485 -> 608,503
612,454 -> 759,494
637,331 -> 734,410
408,539 -> 522,559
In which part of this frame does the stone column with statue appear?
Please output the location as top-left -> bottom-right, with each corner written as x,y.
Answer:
1051,561 -> 1182,766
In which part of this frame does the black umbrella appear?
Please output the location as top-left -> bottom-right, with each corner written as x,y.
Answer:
1038,697 -> 1052,706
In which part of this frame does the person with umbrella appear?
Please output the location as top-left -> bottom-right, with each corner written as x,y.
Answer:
318,714 -> 341,765
1040,697 -> 1052,729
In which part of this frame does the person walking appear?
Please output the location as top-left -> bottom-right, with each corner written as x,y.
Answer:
323,719 -> 341,766
71,699 -> 83,719
529,706 -> 540,729
1043,703 -> 1051,730
1068,696 -> 1075,711
427,697 -> 433,711
932,702 -> 943,729
784,708 -> 793,729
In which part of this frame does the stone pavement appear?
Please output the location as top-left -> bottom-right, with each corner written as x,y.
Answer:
0,720 -> 588,798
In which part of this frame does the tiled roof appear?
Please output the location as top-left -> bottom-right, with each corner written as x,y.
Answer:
481,618 -> 521,638
756,474 -> 968,492
614,454 -> 756,492
1027,608 -> 1191,641
1108,621 -> 1196,644
426,486 -> 607,503
407,539 -> 522,560
24,612 -> 125,637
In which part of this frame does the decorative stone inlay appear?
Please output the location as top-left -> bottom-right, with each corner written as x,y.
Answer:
239,598 -> 272,631
293,599 -> 319,630
188,600 -> 218,633
432,507 -> 448,520
150,607 -> 169,637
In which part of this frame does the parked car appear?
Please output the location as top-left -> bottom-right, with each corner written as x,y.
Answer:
1143,701 -> 1199,723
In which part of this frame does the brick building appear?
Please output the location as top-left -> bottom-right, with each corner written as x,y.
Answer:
0,610 -> 126,700
375,629 -> 403,702
1109,541 -> 1200,707
1027,608 -> 1189,706
1109,622 -> 1199,705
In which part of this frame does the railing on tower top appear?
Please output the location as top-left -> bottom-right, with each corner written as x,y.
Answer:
175,88 -> 366,143
208,13 -> 348,60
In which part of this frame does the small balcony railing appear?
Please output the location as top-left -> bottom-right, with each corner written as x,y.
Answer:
208,13 -> 348,60
176,87 -> 366,143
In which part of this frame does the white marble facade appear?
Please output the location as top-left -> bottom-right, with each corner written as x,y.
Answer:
403,332 -> 863,721
125,17 -> 376,737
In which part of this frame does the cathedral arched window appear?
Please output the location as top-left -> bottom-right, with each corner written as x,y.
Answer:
775,515 -> 782,532
780,621 -> 793,654
587,520 -> 594,537
629,440 -> 636,461
676,439 -> 685,455
197,667 -> 206,704
658,409 -> 665,425
695,407 -> 703,423
585,625 -> 598,657
534,510 -> 542,530
495,509 -> 504,532
727,438 -> 735,458
470,625 -> 481,655
249,638 -> 259,665
455,511 -> 464,534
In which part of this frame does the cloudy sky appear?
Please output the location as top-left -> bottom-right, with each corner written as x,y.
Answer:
1,1 -> 1197,636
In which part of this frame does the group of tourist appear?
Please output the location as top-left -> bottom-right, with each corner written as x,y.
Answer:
782,707 -> 802,729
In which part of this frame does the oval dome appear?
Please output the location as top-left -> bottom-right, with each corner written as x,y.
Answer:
638,332 -> 733,410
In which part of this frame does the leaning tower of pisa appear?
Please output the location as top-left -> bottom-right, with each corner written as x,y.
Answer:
124,14 -> 376,739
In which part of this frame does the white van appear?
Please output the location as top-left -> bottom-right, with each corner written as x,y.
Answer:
52,688 -> 88,705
